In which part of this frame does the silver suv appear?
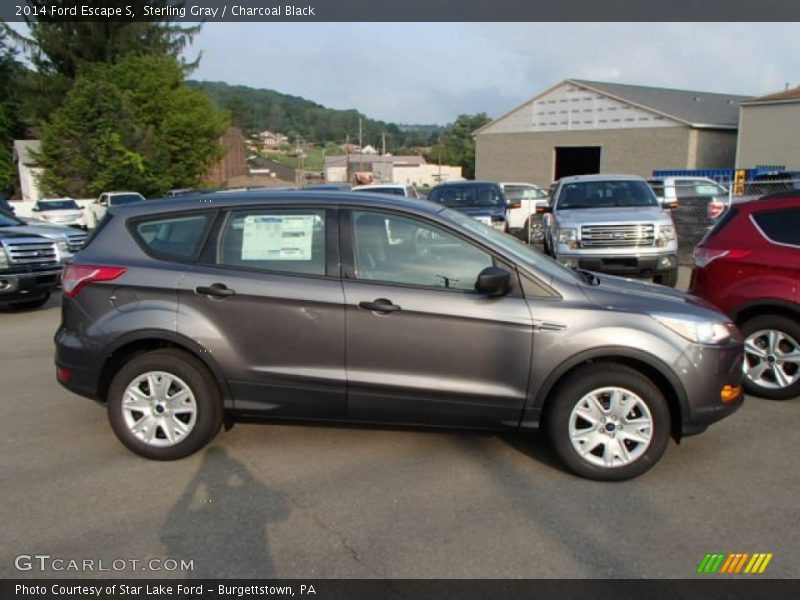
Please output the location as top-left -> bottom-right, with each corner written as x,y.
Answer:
543,175 -> 679,287
55,191 -> 743,481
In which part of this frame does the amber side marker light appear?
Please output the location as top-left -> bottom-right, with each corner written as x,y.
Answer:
721,385 -> 742,403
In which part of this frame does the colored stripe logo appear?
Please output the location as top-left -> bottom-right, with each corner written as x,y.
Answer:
697,553 -> 773,574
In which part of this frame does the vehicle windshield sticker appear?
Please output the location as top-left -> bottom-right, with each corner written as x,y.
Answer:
241,214 -> 315,261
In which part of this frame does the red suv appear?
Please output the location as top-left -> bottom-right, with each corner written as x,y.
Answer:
690,194 -> 800,400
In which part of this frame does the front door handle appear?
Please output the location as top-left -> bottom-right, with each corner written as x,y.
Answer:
196,283 -> 236,298
358,298 -> 401,314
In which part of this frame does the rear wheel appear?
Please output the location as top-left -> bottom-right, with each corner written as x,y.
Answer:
546,363 -> 671,481
653,267 -> 678,288
740,315 -> 800,400
107,349 -> 224,459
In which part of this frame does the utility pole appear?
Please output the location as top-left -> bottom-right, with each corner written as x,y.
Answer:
382,131 -> 386,156
345,134 -> 350,184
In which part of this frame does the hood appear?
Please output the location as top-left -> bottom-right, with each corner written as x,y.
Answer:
3,224 -> 70,241
39,209 -> 83,217
455,206 -> 506,218
582,272 -> 728,320
0,229 -> 51,241
556,206 -> 669,225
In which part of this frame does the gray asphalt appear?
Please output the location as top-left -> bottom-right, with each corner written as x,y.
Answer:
2,271 -> 798,579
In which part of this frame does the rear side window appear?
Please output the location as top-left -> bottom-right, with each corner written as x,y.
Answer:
134,214 -> 211,260
753,209 -> 800,246
218,209 -> 326,276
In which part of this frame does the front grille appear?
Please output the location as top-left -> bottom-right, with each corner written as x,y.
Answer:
581,224 -> 655,248
66,231 -> 88,252
5,240 -> 59,265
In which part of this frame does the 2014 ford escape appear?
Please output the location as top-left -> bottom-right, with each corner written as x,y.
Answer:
55,191 -> 743,480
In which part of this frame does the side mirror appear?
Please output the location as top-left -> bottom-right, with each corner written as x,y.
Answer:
536,205 -> 552,214
507,199 -> 522,210
32,207 -> 40,212
475,266 -> 511,297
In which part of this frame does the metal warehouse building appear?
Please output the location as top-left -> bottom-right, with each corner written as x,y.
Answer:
475,79 -> 750,186
736,87 -> 800,170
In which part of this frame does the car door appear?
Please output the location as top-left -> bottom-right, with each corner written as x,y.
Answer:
341,208 -> 534,428
177,205 -> 346,417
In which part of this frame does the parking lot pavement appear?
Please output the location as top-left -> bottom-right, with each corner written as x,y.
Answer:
2,283 -> 798,579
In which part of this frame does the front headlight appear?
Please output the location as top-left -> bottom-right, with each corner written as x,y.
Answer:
657,224 -> 676,247
56,239 -> 71,259
557,228 -> 578,248
651,313 -> 734,344
0,245 -> 8,269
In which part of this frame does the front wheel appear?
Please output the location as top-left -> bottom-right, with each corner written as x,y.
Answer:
741,315 -> 800,400
653,267 -> 679,288
546,363 -> 671,481
107,349 -> 224,459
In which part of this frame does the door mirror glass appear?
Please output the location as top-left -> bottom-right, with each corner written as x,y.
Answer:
475,266 -> 511,297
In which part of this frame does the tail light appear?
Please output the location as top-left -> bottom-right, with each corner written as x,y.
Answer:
62,264 -> 127,298
693,247 -> 751,268
708,200 -> 726,219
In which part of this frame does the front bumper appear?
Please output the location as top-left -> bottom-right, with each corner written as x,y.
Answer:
0,268 -> 62,302
555,251 -> 678,276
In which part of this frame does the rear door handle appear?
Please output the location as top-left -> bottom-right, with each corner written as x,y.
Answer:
196,283 -> 236,298
358,299 -> 401,314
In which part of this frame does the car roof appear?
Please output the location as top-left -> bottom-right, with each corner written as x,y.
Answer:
557,174 -> 646,184
352,184 -> 407,190
733,193 -> 800,213
109,190 -> 445,218
499,182 -> 544,187
432,180 -> 499,188
106,191 -> 144,195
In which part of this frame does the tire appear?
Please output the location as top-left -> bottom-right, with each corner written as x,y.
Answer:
8,292 -> 51,310
107,349 -> 224,459
740,315 -> 800,400
546,363 -> 671,481
653,267 -> 678,288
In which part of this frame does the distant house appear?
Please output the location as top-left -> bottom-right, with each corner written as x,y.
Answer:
361,144 -> 379,155
206,127 -> 248,185
324,154 -> 462,186
475,79 -> 751,185
736,87 -> 800,170
13,140 -> 43,203
258,130 -> 289,148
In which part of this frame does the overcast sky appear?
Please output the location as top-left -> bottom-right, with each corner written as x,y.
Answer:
186,22 -> 800,125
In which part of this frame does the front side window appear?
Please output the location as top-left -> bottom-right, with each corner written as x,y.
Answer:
352,211 -> 493,291
135,214 -> 211,259
753,209 -> 800,247
218,209 -> 326,276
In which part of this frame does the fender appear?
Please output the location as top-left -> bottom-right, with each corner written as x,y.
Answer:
730,298 -> 800,322
523,345 -> 689,427
102,328 -> 234,408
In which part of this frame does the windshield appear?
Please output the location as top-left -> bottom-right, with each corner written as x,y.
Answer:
430,185 -> 505,209
37,199 -> 80,210
0,211 -> 25,227
110,194 -> 145,205
444,209 -> 581,283
504,185 -> 547,202
557,180 -> 659,209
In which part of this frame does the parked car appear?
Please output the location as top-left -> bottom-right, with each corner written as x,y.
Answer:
499,182 -> 549,242
352,184 -> 420,198
55,191 -> 743,480
542,174 -> 679,287
32,198 -> 87,229
0,210 -> 88,258
0,222 -> 62,308
689,193 -> 800,400
0,196 -> 15,214
88,191 -> 146,228
427,181 -> 510,232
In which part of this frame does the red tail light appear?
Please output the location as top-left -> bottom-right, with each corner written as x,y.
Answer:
708,200 -> 726,219
693,247 -> 751,268
62,264 -> 127,298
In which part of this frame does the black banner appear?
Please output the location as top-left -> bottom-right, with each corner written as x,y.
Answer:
2,0 -> 800,22
4,579 -> 800,600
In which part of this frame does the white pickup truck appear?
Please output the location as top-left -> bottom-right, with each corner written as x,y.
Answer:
499,182 -> 549,243
88,191 -> 145,228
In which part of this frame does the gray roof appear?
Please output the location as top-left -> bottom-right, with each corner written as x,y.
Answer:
570,79 -> 751,128
13,140 -> 41,165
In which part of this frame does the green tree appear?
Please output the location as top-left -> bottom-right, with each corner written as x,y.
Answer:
3,2 -> 200,121
0,29 -> 26,195
426,113 -> 491,179
36,54 -> 228,197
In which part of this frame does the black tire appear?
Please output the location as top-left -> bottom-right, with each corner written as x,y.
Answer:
653,267 -> 679,288
107,349 -> 224,460
740,314 -> 800,400
546,363 -> 671,481
8,292 -> 51,310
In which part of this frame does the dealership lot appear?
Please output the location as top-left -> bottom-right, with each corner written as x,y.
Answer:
2,279 -> 799,579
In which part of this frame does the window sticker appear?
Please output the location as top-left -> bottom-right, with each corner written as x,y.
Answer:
241,214 -> 315,261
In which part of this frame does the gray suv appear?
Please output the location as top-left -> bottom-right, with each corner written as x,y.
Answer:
55,191 -> 743,480
544,175 -> 679,287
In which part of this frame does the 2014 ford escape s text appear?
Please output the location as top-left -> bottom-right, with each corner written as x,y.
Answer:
55,191 -> 743,480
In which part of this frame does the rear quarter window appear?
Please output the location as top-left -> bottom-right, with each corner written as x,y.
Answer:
132,214 -> 212,260
753,209 -> 800,246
